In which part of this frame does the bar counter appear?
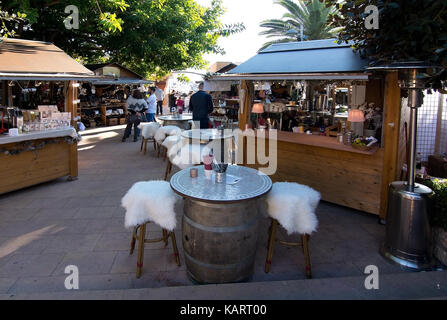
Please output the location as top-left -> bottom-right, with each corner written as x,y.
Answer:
243,130 -> 384,215
274,131 -> 379,155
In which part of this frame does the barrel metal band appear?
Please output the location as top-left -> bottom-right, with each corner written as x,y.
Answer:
183,215 -> 258,233
184,251 -> 255,270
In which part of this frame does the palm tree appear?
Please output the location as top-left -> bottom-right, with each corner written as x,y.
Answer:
259,0 -> 340,51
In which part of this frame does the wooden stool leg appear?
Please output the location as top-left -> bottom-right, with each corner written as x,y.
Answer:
163,147 -> 167,161
157,143 -> 161,157
162,229 -> 169,247
265,219 -> 278,273
164,160 -> 172,181
140,139 -> 144,152
302,234 -> 312,279
153,139 -> 157,151
143,139 -> 148,155
170,232 -> 181,266
130,227 -> 137,255
136,223 -> 146,278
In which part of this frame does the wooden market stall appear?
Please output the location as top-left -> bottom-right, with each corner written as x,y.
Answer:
81,63 -> 153,128
0,38 -> 98,194
212,39 -> 405,219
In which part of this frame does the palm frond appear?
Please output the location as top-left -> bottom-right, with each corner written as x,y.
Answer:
259,0 -> 339,43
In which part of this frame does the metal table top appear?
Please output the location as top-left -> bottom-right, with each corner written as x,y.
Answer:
158,115 -> 193,122
181,129 -> 234,141
170,165 -> 272,203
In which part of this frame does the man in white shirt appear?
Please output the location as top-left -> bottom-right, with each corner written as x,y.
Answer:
146,87 -> 157,122
154,86 -> 165,115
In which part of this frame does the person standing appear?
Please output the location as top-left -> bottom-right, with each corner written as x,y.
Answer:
154,86 -> 164,115
146,87 -> 157,122
176,95 -> 185,114
189,83 -> 214,129
123,90 -> 148,142
169,90 -> 177,113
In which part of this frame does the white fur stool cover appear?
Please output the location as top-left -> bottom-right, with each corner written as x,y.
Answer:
121,180 -> 180,231
170,144 -> 211,170
162,135 -> 184,156
154,125 -> 182,143
141,122 -> 160,139
266,182 -> 320,235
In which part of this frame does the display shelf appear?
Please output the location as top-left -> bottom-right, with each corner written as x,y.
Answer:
99,103 -> 127,126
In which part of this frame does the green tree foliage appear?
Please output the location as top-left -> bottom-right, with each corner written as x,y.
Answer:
324,0 -> 447,91
259,0 -> 340,51
0,1 -> 27,38
422,179 -> 447,232
1,0 -> 245,78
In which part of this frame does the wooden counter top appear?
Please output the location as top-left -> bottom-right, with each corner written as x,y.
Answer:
0,128 -> 77,146
247,130 -> 379,155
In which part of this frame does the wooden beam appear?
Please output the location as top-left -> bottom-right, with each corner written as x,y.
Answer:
379,71 -> 402,219
7,82 -> 13,107
238,80 -> 254,131
65,80 -> 78,127
68,141 -> 78,180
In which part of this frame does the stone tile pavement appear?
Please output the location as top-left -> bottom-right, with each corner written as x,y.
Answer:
0,125 -> 443,296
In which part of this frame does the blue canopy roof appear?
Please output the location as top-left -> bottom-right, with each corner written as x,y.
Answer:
228,39 -> 368,75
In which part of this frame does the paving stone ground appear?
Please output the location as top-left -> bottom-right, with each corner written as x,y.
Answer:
0,125 -> 442,296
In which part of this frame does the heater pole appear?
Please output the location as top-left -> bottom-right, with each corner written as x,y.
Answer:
407,105 -> 417,191
407,88 -> 423,191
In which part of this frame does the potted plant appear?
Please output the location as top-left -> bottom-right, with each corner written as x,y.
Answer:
422,179 -> 447,266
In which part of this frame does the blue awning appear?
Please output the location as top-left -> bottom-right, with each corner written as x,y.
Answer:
228,39 -> 368,75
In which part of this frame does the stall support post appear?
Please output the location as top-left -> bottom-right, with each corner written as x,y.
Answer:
65,80 -> 78,127
379,71 -> 401,219
238,80 -> 254,131
68,141 -> 79,181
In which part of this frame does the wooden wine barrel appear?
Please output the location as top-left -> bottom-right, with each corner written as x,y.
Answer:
182,198 -> 259,284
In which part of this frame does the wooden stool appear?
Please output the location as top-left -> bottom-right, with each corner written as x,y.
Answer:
265,218 -> 312,278
122,180 -> 181,279
140,137 -> 157,155
140,122 -> 160,155
264,182 -> 321,279
130,222 -> 180,278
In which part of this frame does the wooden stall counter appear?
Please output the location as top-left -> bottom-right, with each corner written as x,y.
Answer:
0,128 -> 79,195
273,131 -> 379,155
243,130 -> 384,215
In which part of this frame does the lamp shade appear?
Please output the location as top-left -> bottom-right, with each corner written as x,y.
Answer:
348,109 -> 365,122
252,103 -> 264,114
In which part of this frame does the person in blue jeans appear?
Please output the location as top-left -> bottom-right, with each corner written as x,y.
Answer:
122,90 -> 148,142
146,86 -> 157,122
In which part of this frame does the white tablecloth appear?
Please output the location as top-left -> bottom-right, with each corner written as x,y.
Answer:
0,128 -> 78,145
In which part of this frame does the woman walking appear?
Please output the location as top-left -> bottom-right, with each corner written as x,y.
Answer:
123,90 -> 148,142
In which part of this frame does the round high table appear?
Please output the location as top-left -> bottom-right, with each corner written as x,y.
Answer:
158,115 -> 192,130
181,128 -> 234,143
170,165 -> 272,284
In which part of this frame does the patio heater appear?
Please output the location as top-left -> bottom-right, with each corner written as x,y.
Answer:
370,62 -> 434,270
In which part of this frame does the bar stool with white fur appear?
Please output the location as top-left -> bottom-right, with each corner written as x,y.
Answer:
264,182 -> 320,278
140,122 -> 160,155
164,144 -> 211,180
154,125 -> 182,158
121,180 -> 181,278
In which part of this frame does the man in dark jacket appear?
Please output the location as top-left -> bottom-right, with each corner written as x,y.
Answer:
189,83 -> 214,129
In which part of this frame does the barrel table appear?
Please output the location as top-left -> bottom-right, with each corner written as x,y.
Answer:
170,165 -> 272,284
